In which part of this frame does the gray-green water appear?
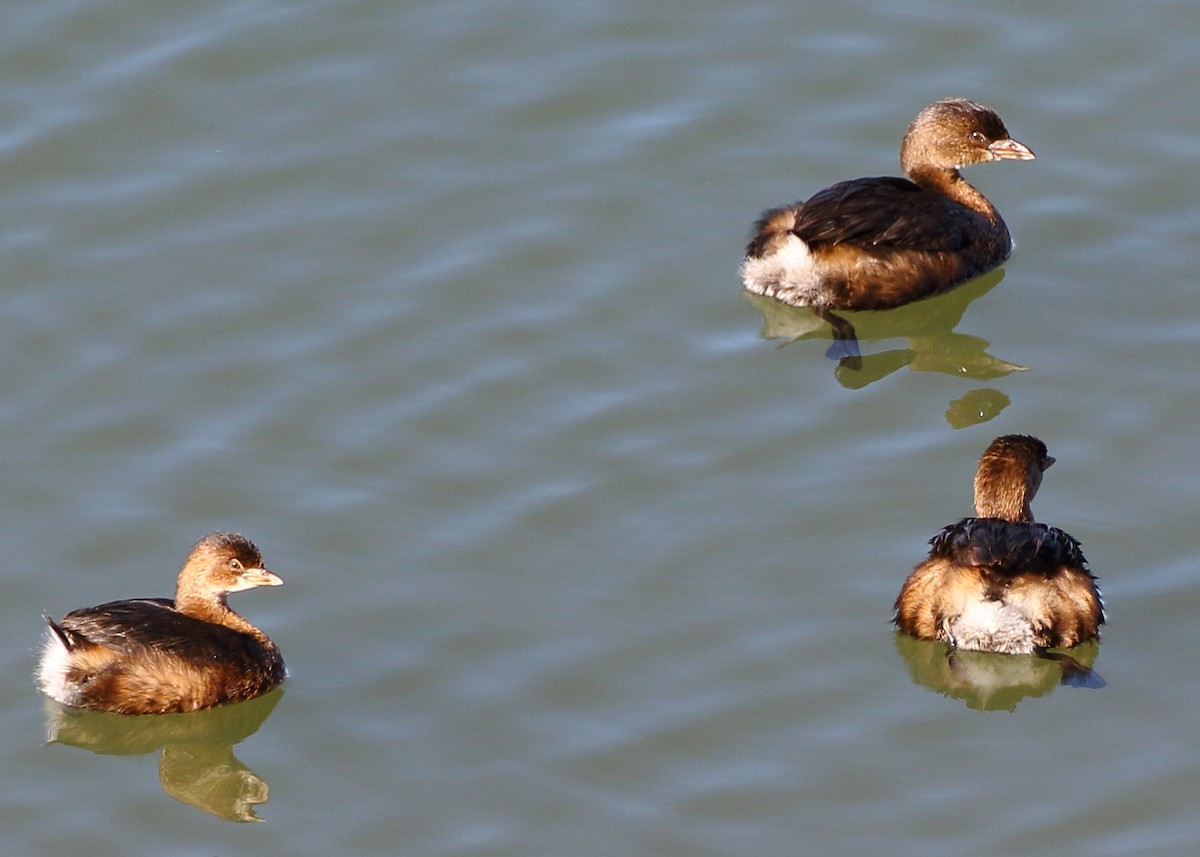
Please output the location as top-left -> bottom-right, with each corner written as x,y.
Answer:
3,1 -> 1199,854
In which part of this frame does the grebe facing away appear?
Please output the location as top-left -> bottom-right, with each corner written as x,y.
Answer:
38,532 -> 285,715
741,98 -> 1034,310
894,436 -> 1103,654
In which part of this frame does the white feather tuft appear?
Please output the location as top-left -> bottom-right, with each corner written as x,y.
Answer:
36,630 -> 78,706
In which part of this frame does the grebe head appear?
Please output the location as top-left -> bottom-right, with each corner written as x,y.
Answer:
900,98 -> 1035,177
972,435 -> 1055,522
175,532 -> 282,608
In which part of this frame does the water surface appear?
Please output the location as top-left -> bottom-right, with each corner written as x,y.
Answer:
3,1 -> 1200,855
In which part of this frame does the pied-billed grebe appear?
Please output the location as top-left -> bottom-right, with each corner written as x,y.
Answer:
741,98 -> 1035,310
894,436 -> 1103,654
38,532 -> 286,715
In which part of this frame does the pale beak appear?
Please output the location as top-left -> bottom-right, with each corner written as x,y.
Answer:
989,137 -> 1035,161
244,568 -> 284,588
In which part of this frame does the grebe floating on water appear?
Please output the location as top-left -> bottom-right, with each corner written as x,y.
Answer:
38,532 -> 285,715
894,436 -> 1103,654
741,98 -> 1034,310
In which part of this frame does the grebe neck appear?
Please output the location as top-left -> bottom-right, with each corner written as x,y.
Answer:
174,591 -> 272,643
907,165 -> 998,219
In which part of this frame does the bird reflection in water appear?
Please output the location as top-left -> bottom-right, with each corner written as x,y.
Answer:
745,270 -> 1025,427
42,687 -> 283,823
893,634 -> 1102,712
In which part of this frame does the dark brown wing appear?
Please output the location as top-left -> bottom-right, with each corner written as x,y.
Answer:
56,598 -> 272,666
790,177 -> 982,251
928,518 -> 1090,576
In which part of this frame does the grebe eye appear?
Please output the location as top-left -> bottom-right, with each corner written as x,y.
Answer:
969,131 -> 986,145
229,558 -> 243,571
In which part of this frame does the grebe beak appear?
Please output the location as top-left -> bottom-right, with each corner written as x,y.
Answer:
244,568 -> 284,588
989,138 -> 1035,161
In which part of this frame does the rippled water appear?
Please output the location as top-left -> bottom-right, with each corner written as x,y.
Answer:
4,1 -> 1200,855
